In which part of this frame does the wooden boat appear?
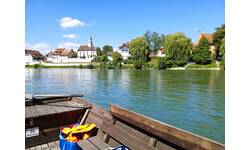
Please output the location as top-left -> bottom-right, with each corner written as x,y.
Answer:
25,96 -> 225,150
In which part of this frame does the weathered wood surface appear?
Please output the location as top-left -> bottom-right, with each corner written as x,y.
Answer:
101,120 -> 158,150
25,127 -> 60,148
26,141 -> 60,150
110,104 -> 225,150
88,136 -> 110,149
25,98 -> 91,148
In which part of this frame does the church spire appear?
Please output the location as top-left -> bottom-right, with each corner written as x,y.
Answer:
88,36 -> 93,47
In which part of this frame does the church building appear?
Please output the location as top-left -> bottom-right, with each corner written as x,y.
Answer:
77,36 -> 97,60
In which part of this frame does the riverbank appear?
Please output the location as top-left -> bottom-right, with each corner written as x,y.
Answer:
25,61 -> 221,70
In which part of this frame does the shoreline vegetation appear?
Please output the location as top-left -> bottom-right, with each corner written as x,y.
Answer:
25,59 -> 222,70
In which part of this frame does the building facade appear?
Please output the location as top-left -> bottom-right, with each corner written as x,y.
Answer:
77,36 -> 97,62
46,48 -> 77,63
25,49 -> 45,65
117,43 -> 130,60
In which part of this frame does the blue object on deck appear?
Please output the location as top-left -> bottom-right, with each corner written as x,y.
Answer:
112,145 -> 129,150
59,134 -> 82,150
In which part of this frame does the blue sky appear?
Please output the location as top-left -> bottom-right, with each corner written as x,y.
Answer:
25,0 -> 225,54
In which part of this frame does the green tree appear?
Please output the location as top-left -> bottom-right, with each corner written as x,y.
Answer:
95,47 -> 102,56
163,33 -> 193,66
129,37 -> 150,63
213,24 -> 225,58
102,45 -> 113,55
192,37 -> 212,64
112,52 -> 123,64
94,55 -> 109,62
219,38 -> 225,69
157,58 -> 172,69
144,30 -> 164,52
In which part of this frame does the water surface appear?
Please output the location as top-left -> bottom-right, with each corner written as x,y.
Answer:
25,69 -> 225,143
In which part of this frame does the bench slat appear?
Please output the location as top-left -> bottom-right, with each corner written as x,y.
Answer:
88,136 -> 110,149
78,140 -> 99,150
101,120 -> 157,150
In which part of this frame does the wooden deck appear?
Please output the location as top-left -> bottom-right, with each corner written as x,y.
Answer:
25,97 -> 225,150
26,136 -> 111,150
26,141 -> 60,150
25,98 -> 91,148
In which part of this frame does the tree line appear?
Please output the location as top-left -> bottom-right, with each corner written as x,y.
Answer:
94,24 -> 225,70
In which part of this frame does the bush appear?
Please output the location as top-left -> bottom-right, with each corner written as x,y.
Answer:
157,58 -> 168,69
79,64 -> 84,69
34,64 -> 41,68
86,64 -> 94,69
133,60 -> 144,69
123,59 -> 133,64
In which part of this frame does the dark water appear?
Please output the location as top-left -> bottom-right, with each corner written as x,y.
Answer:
25,69 -> 225,143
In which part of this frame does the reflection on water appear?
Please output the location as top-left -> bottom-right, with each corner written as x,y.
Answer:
25,69 -> 225,143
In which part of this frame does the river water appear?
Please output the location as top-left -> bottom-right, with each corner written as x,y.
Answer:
25,69 -> 225,143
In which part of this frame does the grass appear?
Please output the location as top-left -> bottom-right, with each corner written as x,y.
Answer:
186,63 -> 217,69
121,64 -> 134,69
25,63 -> 100,69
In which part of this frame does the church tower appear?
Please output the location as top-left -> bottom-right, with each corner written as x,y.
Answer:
88,36 -> 93,47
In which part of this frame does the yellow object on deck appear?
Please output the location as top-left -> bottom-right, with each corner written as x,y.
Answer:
61,123 -> 96,142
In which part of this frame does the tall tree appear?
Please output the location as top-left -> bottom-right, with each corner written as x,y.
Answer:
95,47 -> 102,56
129,37 -> 150,62
219,38 -> 225,69
144,30 -> 164,52
112,52 -> 123,64
163,33 -> 193,66
102,45 -> 113,55
213,24 -> 225,58
192,37 -> 212,64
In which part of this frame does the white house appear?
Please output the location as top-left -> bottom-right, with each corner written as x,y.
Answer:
77,36 -> 97,62
149,47 -> 165,58
106,51 -> 113,61
117,43 -> 130,60
46,48 -> 77,63
25,49 -> 45,65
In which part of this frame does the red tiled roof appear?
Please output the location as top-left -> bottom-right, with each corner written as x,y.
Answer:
199,33 -> 213,43
77,45 -> 96,51
25,49 -> 44,59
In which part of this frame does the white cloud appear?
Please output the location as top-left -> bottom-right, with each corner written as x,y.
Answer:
59,17 -> 85,28
25,42 -> 51,54
57,42 -> 81,50
62,34 -> 79,39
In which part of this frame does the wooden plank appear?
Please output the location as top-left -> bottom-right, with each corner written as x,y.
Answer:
48,141 -> 58,148
30,147 -> 36,150
35,145 -> 41,150
48,101 -> 83,113
25,127 -> 60,148
34,104 -> 56,116
25,106 -> 39,118
156,140 -> 176,150
115,120 -> 151,143
101,120 -> 157,150
25,109 -> 84,129
88,136 -> 110,149
110,105 -> 225,150
78,140 -> 99,150
41,143 -> 48,149
72,98 -> 113,122
90,105 -> 113,122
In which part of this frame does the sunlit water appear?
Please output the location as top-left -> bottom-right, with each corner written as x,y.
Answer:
25,69 -> 225,143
